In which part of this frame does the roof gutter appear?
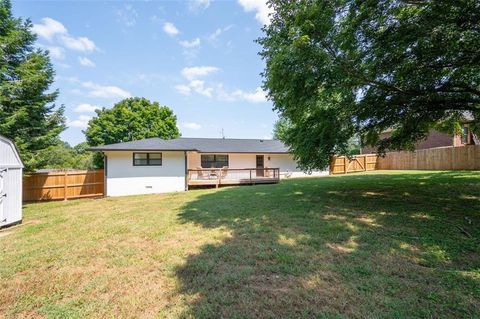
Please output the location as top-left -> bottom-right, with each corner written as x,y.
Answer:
87,149 -> 289,154
87,148 -> 199,152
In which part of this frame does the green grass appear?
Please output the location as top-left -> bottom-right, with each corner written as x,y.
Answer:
1,170 -> 479,318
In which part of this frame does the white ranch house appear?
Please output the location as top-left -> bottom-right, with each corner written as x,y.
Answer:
91,137 -> 328,197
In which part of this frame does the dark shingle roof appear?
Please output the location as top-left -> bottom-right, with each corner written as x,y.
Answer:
89,137 -> 290,153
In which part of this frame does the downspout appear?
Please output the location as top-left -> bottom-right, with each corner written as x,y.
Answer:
103,152 -> 107,197
184,151 -> 188,191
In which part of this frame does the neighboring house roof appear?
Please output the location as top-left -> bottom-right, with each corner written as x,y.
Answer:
89,137 -> 290,153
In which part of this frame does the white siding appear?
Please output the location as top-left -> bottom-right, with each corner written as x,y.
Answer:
188,152 -> 256,169
0,136 -> 23,228
105,151 -> 186,196
268,154 -> 329,178
187,152 -> 328,178
0,168 -> 22,227
0,138 -> 22,168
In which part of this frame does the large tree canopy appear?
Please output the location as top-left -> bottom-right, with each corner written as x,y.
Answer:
35,141 -> 96,170
272,117 -> 291,141
85,97 -> 180,166
260,0 -> 480,170
0,0 -> 65,171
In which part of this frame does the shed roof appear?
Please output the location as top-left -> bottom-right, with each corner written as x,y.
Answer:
0,135 -> 24,168
89,137 -> 290,154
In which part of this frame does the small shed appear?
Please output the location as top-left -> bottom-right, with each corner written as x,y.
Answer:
0,135 -> 23,228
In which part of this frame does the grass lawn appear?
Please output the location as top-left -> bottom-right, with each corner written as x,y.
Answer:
1,170 -> 479,318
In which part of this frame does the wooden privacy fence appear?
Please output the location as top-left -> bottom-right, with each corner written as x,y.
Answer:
377,145 -> 480,170
331,145 -> 480,174
330,154 -> 379,174
23,170 -> 104,201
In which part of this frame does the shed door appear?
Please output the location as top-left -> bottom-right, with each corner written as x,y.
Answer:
0,168 -> 6,224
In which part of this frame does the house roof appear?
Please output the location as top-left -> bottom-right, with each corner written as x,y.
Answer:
89,137 -> 290,153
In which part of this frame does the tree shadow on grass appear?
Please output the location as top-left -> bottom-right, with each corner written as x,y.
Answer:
175,172 -> 480,318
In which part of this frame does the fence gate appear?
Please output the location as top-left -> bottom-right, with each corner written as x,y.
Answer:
330,154 -> 379,174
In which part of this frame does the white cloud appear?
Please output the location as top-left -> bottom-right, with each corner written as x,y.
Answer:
82,82 -> 131,99
32,17 -> 67,41
78,56 -> 95,67
179,38 -> 202,60
176,66 -> 265,102
175,84 -> 191,96
189,80 -> 214,97
207,25 -> 232,43
208,28 -> 222,42
232,87 -> 267,103
163,22 -> 179,36
56,77 -> 130,100
61,35 -> 97,52
45,46 -> 65,60
74,103 -> 99,113
116,4 -> 138,27
188,0 -> 210,10
182,122 -> 202,130
237,0 -> 273,25
181,66 -> 219,80
176,80 -> 214,98
179,38 -> 201,49
67,115 -> 92,129
33,17 -> 98,53
218,85 -> 267,103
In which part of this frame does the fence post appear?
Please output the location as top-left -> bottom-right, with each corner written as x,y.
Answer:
63,171 -> 68,201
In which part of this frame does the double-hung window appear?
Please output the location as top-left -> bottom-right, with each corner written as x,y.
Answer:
200,154 -> 229,168
133,153 -> 162,166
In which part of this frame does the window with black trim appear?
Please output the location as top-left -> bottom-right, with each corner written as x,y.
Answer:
201,154 -> 229,168
133,152 -> 162,166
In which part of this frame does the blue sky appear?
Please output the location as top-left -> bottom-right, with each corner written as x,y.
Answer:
13,0 -> 277,146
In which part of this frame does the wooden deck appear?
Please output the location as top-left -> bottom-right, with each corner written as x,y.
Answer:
187,168 -> 280,188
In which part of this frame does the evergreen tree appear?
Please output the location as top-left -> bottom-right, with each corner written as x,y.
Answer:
0,0 -> 65,171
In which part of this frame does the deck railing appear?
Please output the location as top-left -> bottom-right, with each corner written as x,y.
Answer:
187,167 -> 280,187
